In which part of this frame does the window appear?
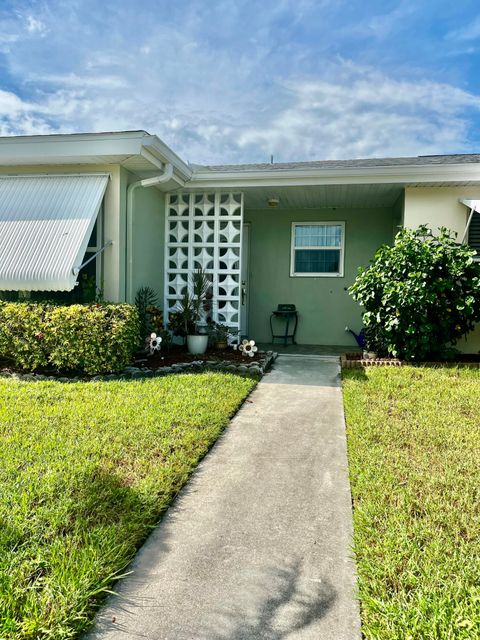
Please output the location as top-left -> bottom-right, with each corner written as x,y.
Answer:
290,222 -> 345,277
79,203 -> 104,301
468,211 -> 480,259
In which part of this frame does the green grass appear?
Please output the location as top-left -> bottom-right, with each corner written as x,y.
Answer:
343,366 -> 480,640
0,372 -> 255,639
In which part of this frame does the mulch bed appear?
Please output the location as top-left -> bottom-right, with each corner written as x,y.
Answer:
134,344 -> 261,368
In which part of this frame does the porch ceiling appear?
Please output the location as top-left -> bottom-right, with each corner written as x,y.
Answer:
243,183 -> 404,210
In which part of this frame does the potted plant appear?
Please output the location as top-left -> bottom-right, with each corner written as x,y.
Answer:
210,322 -> 231,350
176,268 -> 212,355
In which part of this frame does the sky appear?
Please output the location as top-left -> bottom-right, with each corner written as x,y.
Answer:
0,0 -> 480,164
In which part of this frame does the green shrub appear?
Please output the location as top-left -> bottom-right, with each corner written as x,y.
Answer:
134,286 -> 159,342
0,302 -> 139,374
349,225 -> 480,361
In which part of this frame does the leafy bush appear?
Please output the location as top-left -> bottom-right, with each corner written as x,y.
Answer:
363,324 -> 389,357
349,226 -> 480,361
0,302 -> 139,374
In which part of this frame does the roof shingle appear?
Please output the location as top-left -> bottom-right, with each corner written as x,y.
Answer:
194,154 -> 480,173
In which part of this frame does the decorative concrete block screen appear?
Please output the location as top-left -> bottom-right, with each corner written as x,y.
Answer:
165,192 -> 244,332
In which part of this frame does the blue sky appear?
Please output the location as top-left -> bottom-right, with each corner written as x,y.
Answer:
0,0 -> 479,163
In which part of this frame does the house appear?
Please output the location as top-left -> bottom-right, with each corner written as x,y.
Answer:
0,130 -> 479,351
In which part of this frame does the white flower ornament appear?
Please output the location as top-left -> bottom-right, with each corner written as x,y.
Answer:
146,332 -> 162,355
239,339 -> 258,358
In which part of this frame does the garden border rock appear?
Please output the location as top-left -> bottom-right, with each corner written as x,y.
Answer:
341,352 -> 403,368
0,351 -> 278,383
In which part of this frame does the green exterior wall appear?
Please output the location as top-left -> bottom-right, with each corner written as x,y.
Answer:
244,207 -> 395,346
125,168 -> 165,303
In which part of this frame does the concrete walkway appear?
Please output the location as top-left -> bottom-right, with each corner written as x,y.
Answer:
87,357 -> 360,640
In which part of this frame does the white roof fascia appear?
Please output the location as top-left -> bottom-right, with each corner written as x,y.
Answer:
0,130 -> 192,182
187,163 -> 480,189
0,173 -> 109,291
0,131 -> 150,165
141,136 -> 192,181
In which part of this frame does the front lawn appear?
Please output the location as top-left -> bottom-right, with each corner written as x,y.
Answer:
0,373 -> 255,640
343,366 -> 480,639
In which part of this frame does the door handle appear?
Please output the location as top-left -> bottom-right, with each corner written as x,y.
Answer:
241,280 -> 246,305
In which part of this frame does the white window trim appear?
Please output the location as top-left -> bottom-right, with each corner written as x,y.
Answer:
290,221 -> 345,278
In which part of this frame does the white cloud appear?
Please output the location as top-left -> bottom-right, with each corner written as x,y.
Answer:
346,1 -> 417,40
3,60 -> 478,164
236,67 -> 480,161
25,15 -> 47,35
446,16 -> 480,41
0,88 -> 53,136
0,1 -> 478,163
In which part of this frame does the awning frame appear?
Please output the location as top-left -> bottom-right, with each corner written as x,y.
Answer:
72,240 -> 113,277
459,199 -> 480,244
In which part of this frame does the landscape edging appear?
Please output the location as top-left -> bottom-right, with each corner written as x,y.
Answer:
0,351 -> 278,383
341,352 -> 480,369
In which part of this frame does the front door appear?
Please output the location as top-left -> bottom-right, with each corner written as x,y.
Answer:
240,223 -> 250,337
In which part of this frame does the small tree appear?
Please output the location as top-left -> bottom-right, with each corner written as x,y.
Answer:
349,225 -> 480,361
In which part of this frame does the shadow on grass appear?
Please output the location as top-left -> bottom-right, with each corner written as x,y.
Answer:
66,467 -> 174,637
341,366 -> 369,382
62,466 -> 157,531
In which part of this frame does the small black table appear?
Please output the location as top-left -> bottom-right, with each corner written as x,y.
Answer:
270,304 -> 298,345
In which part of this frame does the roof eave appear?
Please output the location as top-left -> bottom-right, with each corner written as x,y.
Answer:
187,163 -> 480,189
141,136 -> 192,182
0,131 -> 193,182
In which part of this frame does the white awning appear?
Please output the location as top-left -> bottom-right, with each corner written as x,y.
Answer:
459,198 -> 480,244
0,173 -> 109,291
460,198 -> 480,214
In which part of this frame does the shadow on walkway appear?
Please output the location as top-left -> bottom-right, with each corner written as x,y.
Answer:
199,558 -> 336,640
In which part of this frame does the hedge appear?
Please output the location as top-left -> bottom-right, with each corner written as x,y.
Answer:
0,302 -> 140,375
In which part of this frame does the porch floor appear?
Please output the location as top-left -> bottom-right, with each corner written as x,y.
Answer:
259,343 -> 361,357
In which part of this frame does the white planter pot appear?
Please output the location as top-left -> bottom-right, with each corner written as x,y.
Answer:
187,334 -> 209,355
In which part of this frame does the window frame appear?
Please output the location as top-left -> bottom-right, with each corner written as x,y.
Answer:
290,221 -> 345,278
84,202 -> 104,288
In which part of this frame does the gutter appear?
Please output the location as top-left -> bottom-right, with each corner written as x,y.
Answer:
142,136 -> 192,182
125,163 -> 174,302
187,163 -> 480,189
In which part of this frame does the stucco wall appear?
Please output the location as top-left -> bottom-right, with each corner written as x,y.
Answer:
244,207 -> 395,346
404,186 -> 480,238
404,186 -> 480,354
124,168 -> 165,303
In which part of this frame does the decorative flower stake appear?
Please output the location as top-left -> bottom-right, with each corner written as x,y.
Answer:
146,332 -> 162,355
239,339 -> 258,358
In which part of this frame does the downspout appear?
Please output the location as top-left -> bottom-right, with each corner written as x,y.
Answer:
125,163 -> 174,302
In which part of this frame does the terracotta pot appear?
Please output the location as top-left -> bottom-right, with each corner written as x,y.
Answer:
187,334 -> 209,355
215,340 -> 228,350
